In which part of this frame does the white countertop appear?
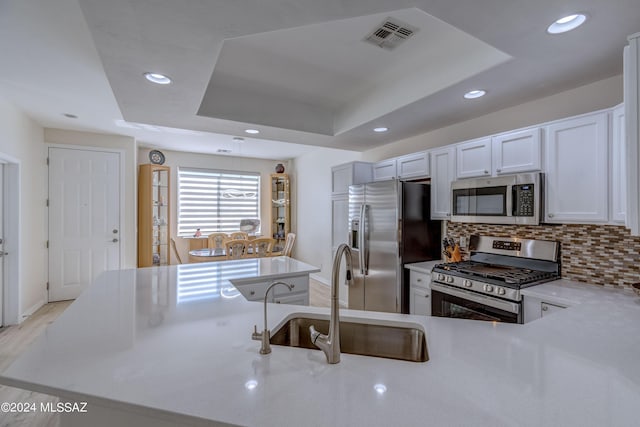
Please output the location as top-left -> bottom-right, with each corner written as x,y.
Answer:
404,260 -> 442,274
3,262 -> 640,427
522,278 -> 636,306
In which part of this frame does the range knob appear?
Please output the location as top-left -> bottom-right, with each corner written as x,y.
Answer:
446,276 -> 454,284
484,284 -> 494,293
437,274 -> 445,281
463,279 -> 473,288
497,288 -> 506,296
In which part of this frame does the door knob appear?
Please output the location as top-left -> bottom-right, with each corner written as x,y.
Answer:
112,238 -> 119,243
113,229 -> 118,234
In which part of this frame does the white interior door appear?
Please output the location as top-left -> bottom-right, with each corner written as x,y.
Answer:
49,148 -> 120,301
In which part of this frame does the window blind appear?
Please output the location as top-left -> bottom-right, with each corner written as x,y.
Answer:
178,168 -> 260,237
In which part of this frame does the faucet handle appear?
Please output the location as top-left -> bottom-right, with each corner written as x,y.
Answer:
251,325 -> 262,340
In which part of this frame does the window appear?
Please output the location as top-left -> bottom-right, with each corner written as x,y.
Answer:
178,168 -> 260,237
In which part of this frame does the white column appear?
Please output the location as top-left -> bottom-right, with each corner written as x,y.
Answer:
624,33 -> 640,235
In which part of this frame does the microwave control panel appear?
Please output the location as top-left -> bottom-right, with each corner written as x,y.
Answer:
513,184 -> 535,216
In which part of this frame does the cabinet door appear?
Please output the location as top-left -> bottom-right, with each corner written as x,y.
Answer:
331,164 -> 352,195
492,128 -> 542,175
273,293 -> 309,306
410,286 -> 431,316
397,152 -> 429,180
331,196 -> 349,249
332,162 -> 373,195
430,146 -> 455,219
611,105 -> 626,224
541,301 -> 566,317
455,138 -> 492,179
545,112 -> 608,223
372,159 -> 397,181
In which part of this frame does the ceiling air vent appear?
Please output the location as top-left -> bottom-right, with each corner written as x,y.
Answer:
364,18 -> 418,50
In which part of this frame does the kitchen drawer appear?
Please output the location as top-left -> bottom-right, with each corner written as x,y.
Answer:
234,275 -> 309,302
409,271 -> 431,289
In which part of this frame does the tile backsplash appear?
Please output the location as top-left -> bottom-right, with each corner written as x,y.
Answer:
445,222 -> 640,289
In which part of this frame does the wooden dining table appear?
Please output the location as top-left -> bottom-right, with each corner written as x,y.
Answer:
188,247 -> 276,263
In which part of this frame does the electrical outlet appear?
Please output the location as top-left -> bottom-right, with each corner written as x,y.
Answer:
459,236 -> 467,248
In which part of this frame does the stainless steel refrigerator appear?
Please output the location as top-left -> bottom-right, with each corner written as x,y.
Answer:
348,180 -> 442,313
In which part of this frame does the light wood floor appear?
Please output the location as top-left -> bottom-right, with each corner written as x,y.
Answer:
0,280 -> 330,427
0,301 -> 71,427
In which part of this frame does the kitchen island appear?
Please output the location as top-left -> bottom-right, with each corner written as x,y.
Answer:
2,263 -> 640,426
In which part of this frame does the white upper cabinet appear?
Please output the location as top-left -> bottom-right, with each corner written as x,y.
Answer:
545,112 -> 609,223
372,159 -> 397,181
430,146 -> 455,220
491,128 -> 542,175
455,138 -> 492,179
396,151 -> 430,180
331,162 -> 372,195
611,105 -> 626,224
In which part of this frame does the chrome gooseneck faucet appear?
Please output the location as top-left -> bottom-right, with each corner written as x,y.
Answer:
309,243 -> 353,364
252,281 -> 293,355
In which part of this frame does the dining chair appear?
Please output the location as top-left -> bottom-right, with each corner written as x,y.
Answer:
251,237 -> 275,257
229,231 -> 249,240
170,238 -> 183,264
282,233 -> 296,257
207,233 -> 229,249
225,239 -> 249,259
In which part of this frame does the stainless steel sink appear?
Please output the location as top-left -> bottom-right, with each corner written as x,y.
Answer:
270,316 -> 428,362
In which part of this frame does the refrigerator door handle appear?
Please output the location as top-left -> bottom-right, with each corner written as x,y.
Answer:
358,204 -> 365,274
362,204 -> 369,275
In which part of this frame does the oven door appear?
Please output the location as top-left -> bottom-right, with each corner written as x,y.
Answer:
431,283 -> 522,323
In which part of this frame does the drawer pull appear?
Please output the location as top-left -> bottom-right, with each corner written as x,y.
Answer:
250,291 -> 255,296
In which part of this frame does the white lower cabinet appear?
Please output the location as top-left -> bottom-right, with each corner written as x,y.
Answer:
331,196 -> 349,249
523,296 -> 567,323
544,112 -> 609,223
409,271 -> 431,316
234,275 -> 310,305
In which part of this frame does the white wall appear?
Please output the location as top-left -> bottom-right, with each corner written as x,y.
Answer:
362,75 -> 624,161
44,129 -> 138,268
0,96 -> 47,321
290,147 -> 361,293
138,148 -> 288,262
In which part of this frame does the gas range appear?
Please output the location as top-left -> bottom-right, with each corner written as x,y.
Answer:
434,260 -> 559,301
431,235 -> 560,323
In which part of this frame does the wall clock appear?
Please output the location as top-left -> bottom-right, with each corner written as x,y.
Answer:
149,150 -> 165,165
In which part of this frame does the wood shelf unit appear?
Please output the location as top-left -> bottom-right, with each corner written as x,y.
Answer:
138,164 -> 171,267
270,173 -> 290,252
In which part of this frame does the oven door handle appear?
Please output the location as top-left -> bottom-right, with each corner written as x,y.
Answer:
431,283 -> 520,314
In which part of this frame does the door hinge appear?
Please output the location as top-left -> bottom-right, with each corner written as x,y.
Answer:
46,157 -> 49,166
46,282 -> 49,290
46,240 -> 49,249
46,199 -> 49,207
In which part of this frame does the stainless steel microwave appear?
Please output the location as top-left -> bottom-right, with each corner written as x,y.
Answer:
450,172 -> 543,225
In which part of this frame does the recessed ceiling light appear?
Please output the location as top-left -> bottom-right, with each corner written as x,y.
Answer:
245,129 -> 260,134
464,90 -> 486,99
547,14 -> 587,34
373,127 -> 388,133
63,113 -> 78,119
374,384 -> 387,395
143,72 -> 172,85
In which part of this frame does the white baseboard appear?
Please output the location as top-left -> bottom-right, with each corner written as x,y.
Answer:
21,298 -> 45,322
309,273 -> 330,286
